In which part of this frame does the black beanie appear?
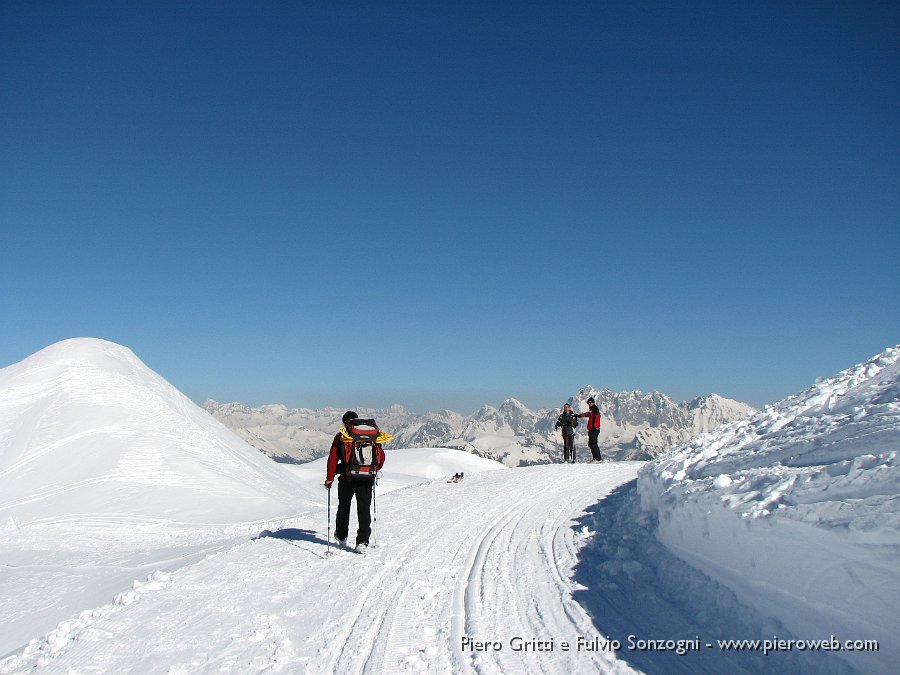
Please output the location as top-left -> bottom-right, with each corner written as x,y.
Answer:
342,410 -> 358,424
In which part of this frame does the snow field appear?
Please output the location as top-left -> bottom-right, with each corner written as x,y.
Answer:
2,464 -> 642,674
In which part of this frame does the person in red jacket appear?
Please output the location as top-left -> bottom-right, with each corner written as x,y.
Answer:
325,410 -> 386,551
578,397 -> 603,462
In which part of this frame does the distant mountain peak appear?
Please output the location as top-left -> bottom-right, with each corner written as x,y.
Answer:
498,397 -> 527,411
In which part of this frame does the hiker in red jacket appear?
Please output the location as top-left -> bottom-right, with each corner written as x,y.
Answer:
325,410 -> 386,551
578,397 -> 603,462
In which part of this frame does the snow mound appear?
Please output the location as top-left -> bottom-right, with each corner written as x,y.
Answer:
0,339 -> 309,544
383,447 -> 507,478
638,346 -> 900,673
287,447 -> 505,496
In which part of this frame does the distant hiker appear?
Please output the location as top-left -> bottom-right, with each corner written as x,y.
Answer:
325,410 -> 386,552
449,472 -> 461,483
578,397 -> 603,462
554,403 -> 579,463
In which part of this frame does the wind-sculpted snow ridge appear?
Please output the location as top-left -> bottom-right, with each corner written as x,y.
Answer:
574,481 -> 854,675
0,338 -> 312,541
638,346 -> 900,674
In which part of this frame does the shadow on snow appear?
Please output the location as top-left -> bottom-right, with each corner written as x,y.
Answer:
254,528 -> 335,558
571,480 -> 854,675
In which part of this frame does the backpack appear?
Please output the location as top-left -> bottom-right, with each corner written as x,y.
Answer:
340,418 -> 389,481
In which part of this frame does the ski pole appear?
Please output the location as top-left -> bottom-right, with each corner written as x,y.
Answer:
326,484 -> 332,555
372,475 -> 378,547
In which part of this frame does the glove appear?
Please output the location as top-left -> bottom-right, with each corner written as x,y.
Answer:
324,480 -> 333,489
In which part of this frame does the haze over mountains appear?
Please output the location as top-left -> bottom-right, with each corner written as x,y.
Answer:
204,389 -> 755,466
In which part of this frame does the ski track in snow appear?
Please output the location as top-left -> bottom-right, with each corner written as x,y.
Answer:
1,464 -> 641,674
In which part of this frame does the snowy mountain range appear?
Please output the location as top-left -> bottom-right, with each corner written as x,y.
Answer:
1,338 -> 896,673
204,388 -> 755,465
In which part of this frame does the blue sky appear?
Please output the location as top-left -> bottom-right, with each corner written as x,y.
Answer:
2,1 -> 898,413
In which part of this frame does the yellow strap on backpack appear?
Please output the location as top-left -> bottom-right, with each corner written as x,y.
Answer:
339,427 -> 393,444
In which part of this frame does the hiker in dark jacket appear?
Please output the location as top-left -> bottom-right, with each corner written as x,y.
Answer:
578,397 -> 603,462
325,410 -> 386,551
554,403 -> 579,463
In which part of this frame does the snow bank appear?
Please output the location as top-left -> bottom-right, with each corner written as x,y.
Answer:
638,347 -> 900,674
0,338 -> 311,545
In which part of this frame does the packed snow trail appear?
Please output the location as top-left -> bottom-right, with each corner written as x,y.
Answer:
1,463 -> 641,674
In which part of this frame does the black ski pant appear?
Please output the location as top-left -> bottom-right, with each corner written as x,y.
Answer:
562,431 -> 575,462
588,429 -> 602,462
335,477 -> 374,545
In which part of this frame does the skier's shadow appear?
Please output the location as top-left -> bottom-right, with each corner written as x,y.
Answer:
255,528 -> 331,557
